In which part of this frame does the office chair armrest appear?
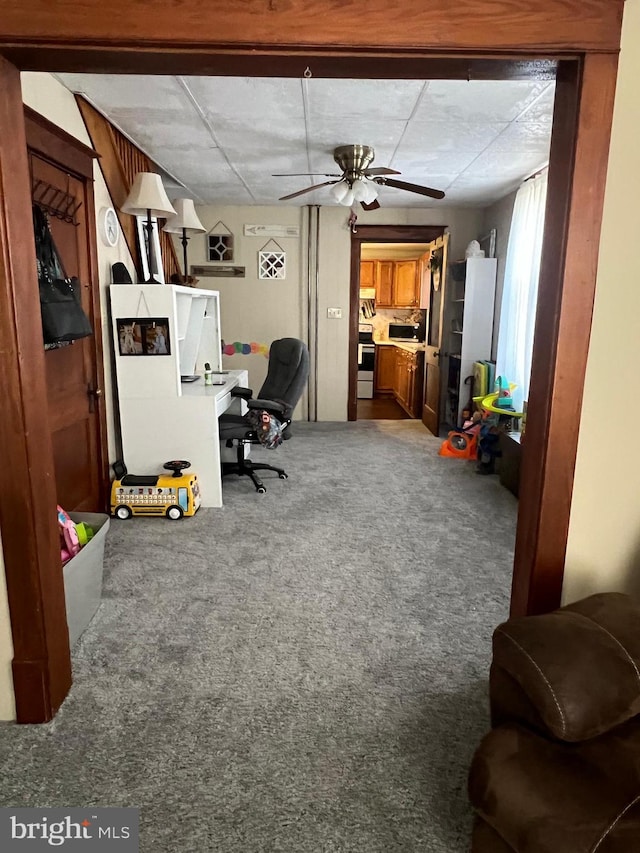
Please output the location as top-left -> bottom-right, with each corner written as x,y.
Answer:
247,398 -> 287,416
230,386 -> 253,400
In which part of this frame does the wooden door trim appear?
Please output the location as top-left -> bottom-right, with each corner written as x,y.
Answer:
24,106 -> 97,179
0,0 -> 623,53
26,109 -> 110,514
510,54 -> 619,616
0,0 -> 624,720
349,225 -> 444,421
0,56 -> 72,722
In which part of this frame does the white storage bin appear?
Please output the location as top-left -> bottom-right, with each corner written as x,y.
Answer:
63,512 -> 110,647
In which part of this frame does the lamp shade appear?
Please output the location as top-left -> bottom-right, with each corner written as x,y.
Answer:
163,199 -> 206,234
121,173 -> 176,217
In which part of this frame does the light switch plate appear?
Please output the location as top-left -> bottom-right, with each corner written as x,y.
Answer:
327,307 -> 343,319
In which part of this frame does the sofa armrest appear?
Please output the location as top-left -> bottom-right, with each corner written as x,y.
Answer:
492,593 -> 640,741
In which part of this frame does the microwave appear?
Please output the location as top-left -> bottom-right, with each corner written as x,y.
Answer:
388,322 -> 423,342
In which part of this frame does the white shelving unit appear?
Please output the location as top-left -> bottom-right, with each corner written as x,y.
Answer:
443,257 -> 497,426
110,284 -> 247,507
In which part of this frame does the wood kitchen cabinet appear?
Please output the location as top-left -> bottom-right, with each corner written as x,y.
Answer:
374,344 -> 424,418
393,260 -> 420,307
374,345 -> 397,394
360,259 -> 419,308
360,260 -> 375,289
394,348 -> 424,417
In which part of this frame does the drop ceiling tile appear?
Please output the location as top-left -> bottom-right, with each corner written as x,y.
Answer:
398,121 -> 508,155
516,83 -> 556,123
391,151 -> 481,176
56,74 -> 185,111
488,121 -> 552,154
461,150 -> 546,181
107,108 -> 215,155
306,79 -> 425,120
183,77 -> 305,123
412,80 -> 551,123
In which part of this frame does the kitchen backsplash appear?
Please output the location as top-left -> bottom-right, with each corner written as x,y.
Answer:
360,305 -> 425,341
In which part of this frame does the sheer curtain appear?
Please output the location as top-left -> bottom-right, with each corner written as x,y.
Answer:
496,170 -> 548,412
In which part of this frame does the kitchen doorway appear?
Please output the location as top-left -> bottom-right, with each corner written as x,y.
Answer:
348,225 -> 443,422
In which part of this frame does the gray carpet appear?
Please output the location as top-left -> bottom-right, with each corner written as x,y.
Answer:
0,421 -> 517,852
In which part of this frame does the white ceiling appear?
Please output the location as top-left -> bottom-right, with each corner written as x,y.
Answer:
56,74 -> 555,208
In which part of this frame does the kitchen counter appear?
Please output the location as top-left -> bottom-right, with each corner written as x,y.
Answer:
374,340 -> 425,353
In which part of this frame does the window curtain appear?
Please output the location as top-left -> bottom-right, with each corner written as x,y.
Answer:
496,170 -> 548,413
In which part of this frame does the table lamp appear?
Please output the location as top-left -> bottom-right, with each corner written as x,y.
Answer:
121,172 -> 176,283
162,198 -> 206,281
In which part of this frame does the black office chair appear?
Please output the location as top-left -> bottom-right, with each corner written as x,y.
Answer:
219,338 -> 310,493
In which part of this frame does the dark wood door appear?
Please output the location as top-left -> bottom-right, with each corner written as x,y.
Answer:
31,153 -> 105,511
422,234 -> 449,435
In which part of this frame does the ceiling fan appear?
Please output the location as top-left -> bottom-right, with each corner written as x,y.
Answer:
274,144 -> 445,210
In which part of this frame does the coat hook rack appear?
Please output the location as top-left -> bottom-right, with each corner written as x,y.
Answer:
32,179 -> 82,226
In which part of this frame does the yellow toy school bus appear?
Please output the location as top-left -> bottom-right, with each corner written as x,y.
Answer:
110,460 -> 200,520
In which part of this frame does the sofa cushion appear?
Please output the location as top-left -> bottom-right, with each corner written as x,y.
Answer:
469,721 -> 640,853
492,593 -> 640,741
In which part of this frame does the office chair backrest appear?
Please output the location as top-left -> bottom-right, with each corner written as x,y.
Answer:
259,338 -> 309,419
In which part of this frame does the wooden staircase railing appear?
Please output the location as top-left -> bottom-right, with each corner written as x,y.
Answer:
76,96 -> 181,283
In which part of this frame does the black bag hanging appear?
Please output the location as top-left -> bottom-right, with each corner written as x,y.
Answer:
33,204 -> 93,345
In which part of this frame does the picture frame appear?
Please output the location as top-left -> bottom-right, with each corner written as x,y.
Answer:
136,215 -> 165,283
117,317 -> 171,356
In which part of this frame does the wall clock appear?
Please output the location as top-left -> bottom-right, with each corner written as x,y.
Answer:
99,206 -> 120,247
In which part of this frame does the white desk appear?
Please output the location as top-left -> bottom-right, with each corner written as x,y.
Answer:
118,369 -> 248,508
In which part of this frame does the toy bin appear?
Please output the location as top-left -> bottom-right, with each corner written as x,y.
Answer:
63,512 -> 110,647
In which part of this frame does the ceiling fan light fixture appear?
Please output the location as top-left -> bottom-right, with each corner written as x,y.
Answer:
330,180 -> 350,203
351,178 -> 369,202
341,188 -> 355,207
361,181 -> 378,204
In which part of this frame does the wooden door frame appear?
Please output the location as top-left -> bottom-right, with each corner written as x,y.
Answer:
25,107 -> 110,516
348,225 -> 444,421
0,0 -> 623,721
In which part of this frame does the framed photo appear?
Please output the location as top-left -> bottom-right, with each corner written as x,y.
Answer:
117,317 -> 171,356
136,215 -> 165,283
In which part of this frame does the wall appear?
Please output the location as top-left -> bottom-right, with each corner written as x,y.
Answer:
563,0 -> 640,603
187,202 -> 483,421
482,191 -> 517,360
0,538 -> 15,720
184,205 -> 309,417
316,205 -> 483,420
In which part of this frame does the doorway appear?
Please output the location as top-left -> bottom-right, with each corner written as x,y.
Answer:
0,4 -> 622,720
355,237 -> 436,421
27,114 -> 109,512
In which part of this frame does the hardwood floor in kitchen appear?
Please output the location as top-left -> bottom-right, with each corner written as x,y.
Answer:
357,397 -> 411,420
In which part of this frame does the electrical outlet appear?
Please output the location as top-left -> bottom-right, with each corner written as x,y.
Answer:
327,307 -> 343,319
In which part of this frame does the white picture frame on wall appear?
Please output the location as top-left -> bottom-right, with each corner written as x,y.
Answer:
136,215 -> 165,283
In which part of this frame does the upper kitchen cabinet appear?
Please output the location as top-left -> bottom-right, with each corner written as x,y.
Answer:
360,259 -> 419,308
360,260 -> 375,289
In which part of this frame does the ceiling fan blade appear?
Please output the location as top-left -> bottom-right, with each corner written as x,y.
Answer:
379,178 -> 445,200
361,199 -> 381,211
362,167 -> 401,176
273,172 -> 341,178
278,180 -> 339,201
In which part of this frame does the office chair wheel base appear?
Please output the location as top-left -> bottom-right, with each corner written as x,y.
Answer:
278,473 -> 288,479
256,486 -> 267,494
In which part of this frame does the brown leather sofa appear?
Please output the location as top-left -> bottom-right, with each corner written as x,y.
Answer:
468,592 -> 640,852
